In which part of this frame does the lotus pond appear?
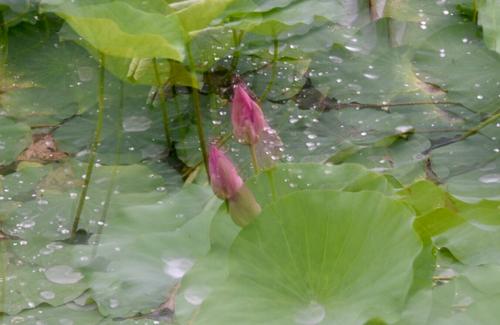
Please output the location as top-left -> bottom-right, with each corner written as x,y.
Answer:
0,0 -> 500,324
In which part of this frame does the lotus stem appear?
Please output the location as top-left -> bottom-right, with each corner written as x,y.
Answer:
259,38 -> 279,103
186,43 -> 210,181
0,12 -> 8,64
231,28 -> 244,70
91,81 -> 124,256
0,241 -> 6,310
71,52 -> 106,237
249,143 -> 260,174
460,110 -> 500,139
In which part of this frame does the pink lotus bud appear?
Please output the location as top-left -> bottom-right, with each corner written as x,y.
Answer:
208,144 -> 262,227
208,145 -> 243,200
231,84 -> 266,145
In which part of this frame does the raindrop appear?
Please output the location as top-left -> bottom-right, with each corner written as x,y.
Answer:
476,95 -> 484,100
20,220 -> 36,229
345,45 -> 361,52
45,265 -> 84,284
163,258 -> 194,279
328,56 -> 343,64
479,174 -> 500,184
363,73 -> 379,80
294,301 -> 325,325
10,316 -> 25,323
123,116 -> 152,132
109,298 -> 120,309
395,125 -> 414,133
305,142 -> 317,151
184,286 -> 211,305
40,290 -> 56,300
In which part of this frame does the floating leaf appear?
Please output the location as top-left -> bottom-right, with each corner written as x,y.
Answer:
195,190 -> 421,324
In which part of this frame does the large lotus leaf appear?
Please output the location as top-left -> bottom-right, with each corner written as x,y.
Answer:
478,0 -> 500,54
193,190 -> 421,325
41,1 -> 186,60
176,163 -> 404,322
0,117 -> 31,166
2,19 -> 99,125
83,185 -> 220,317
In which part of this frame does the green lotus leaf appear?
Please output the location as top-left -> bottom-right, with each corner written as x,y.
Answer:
194,190 -> 421,324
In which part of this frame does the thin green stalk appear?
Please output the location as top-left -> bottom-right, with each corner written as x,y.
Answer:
0,240 -> 6,312
460,110 -> 500,139
0,12 -> 8,64
71,53 -> 106,237
153,58 -> 172,148
186,43 -> 210,180
472,0 -> 478,24
91,81 -> 124,257
249,144 -> 260,174
259,39 -> 279,103
231,29 -> 244,71
423,110 -> 500,154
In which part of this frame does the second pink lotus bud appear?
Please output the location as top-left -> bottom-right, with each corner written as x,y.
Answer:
208,145 -> 244,200
208,145 -> 261,227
